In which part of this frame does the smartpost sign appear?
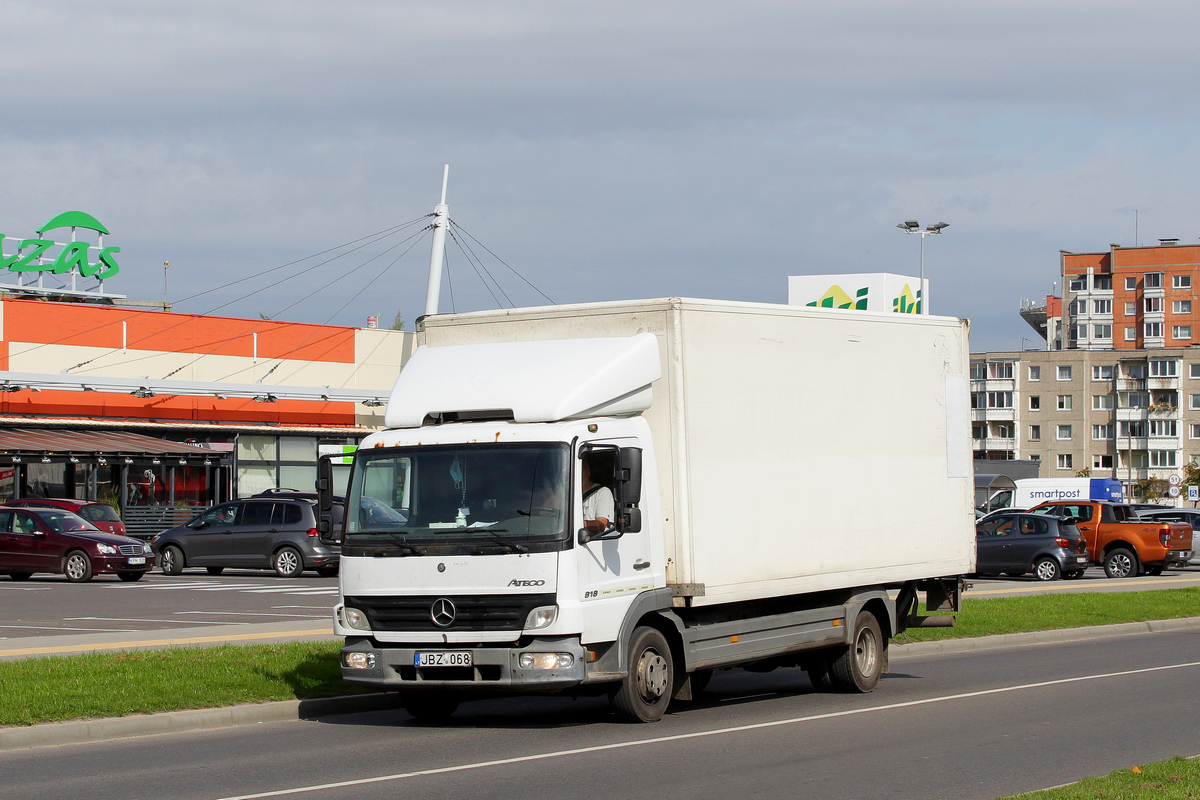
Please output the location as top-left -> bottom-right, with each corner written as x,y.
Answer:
0,211 -> 124,299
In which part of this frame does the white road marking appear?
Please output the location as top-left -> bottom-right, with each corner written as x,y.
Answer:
273,605 -> 337,610
193,585 -> 304,592
243,587 -> 328,594
0,624 -> 137,632
62,617 -> 249,626
174,611 -> 328,618
211,659 -> 1200,800
136,581 -> 225,590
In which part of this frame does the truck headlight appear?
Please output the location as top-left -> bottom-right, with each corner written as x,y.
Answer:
524,605 -> 558,630
343,607 -> 371,631
518,652 -> 575,670
343,652 -> 376,669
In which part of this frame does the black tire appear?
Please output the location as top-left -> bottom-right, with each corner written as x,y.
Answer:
1003,572 -> 1025,578
160,545 -> 184,576
63,550 -> 93,583
1033,557 -> 1061,582
1145,564 -> 1164,576
316,566 -> 339,578
402,693 -> 460,723
1103,547 -> 1138,579
8,572 -> 33,581
829,611 -> 885,693
805,654 -> 835,691
117,571 -> 145,582
273,546 -> 303,578
206,566 -> 225,575
611,626 -> 675,722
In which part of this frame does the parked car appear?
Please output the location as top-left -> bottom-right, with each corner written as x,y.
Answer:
1028,500 -> 1192,577
1136,508 -> 1200,566
152,496 -> 340,578
0,506 -> 153,582
974,513 -> 1091,581
5,498 -> 127,536
976,507 -> 1025,524
1127,503 -> 1175,517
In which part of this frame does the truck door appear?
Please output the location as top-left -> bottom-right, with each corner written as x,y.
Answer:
577,440 -> 653,608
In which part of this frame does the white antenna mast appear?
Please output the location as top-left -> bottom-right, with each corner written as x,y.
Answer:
424,164 -> 450,317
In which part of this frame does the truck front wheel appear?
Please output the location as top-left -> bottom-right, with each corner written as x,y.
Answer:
829,611 -> 885,693
1103,548 -> 1138,579
611,626 -> 674,723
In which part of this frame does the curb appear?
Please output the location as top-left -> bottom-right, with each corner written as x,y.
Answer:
0,693 -> 404,752
5,616 -> 1200,752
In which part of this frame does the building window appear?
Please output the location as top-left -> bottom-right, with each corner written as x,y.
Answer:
1150,360 -> 1179,377
1093,365 -> 1114,381
1029,425 -> 1041,442
1068,300 -> 1084,316
1145,297 -> 1163,313
1029,454 -> 1041,462
1191,394 -> 1200,410
1174,275 -> 1192,289
988,361 -> 1013,379
1057,453 -> 1073,470
1092,394 -> 1114,410
1092,424 -> 1114,440
1093,299 -> 1112,314
1124,302 -> 1137,316
1145,272 -> 1163,289
1126,363 -> 1147,379
987,391 -> 1013,409
993,423 -> 1013,438
1057,424 -> 1073,440
1029,395 -> 1041,411
1071,324 -> 1088,341
1174,300 -> 1192,314
1191,364 -> 1200,379
1145,322 -> 1164,338
1093,455 -> 1114,469
1093,324 -> 1112,339
1056,365 -> 1073,381
971,392 -> 985,409
1125,277 -> 1137,290
970,362 -> 986,380
1124,327 -> 1138,341
1125,392 -> 1151,409
1149,419 -> 1177,437
1150,450 -> 1178,468
1057,394 -> 1072,410
1191,423 -> 1200,439
972,424 -> 985,440
1094,275 -> 1112,290
1121,420 -> 1147,438
1174,326 -> 1192,340
1028,365 -> 1041,381
1123,451 -> 1149,469
1069,277 -> 1087,292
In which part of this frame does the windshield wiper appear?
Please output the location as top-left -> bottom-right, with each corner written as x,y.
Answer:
373,533 -> 426,556
434,525 -> 528,553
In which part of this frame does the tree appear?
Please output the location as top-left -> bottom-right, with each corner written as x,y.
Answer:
1184,460 -> 1200,507
389,310 -> 405,331
1074,467 -> 1092,478
1134,477 -> 1170,502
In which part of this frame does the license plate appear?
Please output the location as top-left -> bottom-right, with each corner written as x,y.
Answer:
127,557 -> 146,565
414,651 -> 472,667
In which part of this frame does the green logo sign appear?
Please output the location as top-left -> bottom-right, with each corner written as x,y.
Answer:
807,285 -> 870,310
0,211 -> 120,280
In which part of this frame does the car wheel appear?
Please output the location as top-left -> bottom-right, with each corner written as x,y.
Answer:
8,572 -> 33,581
161,545 -> 184,576
316,565 -> 339,578
273,546 -> 303,578
117,571 -> 145,582
829,610 -> 885,693
1103,547 -> 1138,579
402,693 -> 460,723
1033,557 -> 1061,582
1145,564 -> 1164,576
611,626 -> 675,722
64,550 -> 93,583
206,567 -> 225,576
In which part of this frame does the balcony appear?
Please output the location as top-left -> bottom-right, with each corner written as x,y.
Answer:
1117,378 -> 1147,391
1148,377 -> 1179,390
1116,407 -> 1150,422
1118,467 -> 1150,481
983,437 -> 1016,450
1116,437 -> 1148,450
971,408 -> 1015,422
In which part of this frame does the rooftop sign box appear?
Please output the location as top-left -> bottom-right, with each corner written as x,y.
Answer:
0,211 -> 125,299
788,272 -> 927,314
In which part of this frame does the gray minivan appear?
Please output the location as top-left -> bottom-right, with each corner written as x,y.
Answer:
152,497 -> 340,577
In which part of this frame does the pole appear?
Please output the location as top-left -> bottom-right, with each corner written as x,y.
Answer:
919,233 -> 926,314
163,261 -> 170,309
424,165 -> 450,317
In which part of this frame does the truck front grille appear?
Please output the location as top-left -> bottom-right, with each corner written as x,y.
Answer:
345,594 -> 555,632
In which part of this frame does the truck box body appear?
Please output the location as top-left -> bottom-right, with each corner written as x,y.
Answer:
409,297 -> 976,606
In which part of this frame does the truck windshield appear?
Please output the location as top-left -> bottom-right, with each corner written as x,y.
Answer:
344,443 -> 571,547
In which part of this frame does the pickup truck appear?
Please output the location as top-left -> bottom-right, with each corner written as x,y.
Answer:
1028,501 -> 1192,578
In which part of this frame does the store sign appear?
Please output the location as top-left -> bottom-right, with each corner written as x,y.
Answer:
0,211 -> 122,294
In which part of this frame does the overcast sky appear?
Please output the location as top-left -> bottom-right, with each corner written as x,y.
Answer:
4,0 -> 1199,353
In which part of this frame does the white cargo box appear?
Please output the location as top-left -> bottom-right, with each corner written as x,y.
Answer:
417,298 -> 976,606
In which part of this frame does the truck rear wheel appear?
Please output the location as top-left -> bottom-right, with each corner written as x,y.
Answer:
611,626 -> 674,722
1103,547 -> 1137,579
829,611 -> 884,693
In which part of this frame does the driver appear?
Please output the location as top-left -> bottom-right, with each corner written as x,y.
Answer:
582,458 -> 614,534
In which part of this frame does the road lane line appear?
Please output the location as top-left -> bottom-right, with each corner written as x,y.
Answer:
0,624 -> 136,633
211,658 -> 1200,800
175,611 -> 328,618
63,617 -> 251,626
0,628 -> 332,658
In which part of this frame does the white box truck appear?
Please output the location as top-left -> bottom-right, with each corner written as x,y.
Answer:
323,297 -> 976,722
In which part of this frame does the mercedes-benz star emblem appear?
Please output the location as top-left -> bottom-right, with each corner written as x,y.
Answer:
430,598 -> 457,628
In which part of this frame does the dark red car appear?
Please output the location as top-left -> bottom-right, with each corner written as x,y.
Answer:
0,506 -> 154,582
6,498 -> 128,536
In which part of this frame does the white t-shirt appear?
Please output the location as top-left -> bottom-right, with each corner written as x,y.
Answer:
583,485 -> 615,525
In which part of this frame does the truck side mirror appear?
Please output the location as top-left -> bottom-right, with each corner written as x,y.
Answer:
316,455 -> 334,540
615,447 -> 642,505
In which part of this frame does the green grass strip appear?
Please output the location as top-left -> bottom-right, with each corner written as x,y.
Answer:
1006,755 -> 1200,798
903,587 -> 1200,642
2,589 -> 1200,728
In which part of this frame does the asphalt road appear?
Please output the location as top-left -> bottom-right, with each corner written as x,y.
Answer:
3,629 -> 1198,800
0,569 -> 339,639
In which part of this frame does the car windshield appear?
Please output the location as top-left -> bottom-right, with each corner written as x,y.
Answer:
345,443 -> 571,546
77,504 -> 122,523
40,510 -> 100,532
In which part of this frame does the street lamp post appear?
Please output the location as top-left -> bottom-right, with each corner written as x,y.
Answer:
896,220 -> 948,314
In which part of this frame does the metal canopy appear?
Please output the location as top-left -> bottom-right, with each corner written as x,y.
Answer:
0,428 -> 223,458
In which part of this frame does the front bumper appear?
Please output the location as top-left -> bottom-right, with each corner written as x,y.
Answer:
93,554 -> 154,573
340,636 -> 588,692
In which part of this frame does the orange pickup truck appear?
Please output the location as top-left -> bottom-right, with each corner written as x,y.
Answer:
1029,501 -> 1192,578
